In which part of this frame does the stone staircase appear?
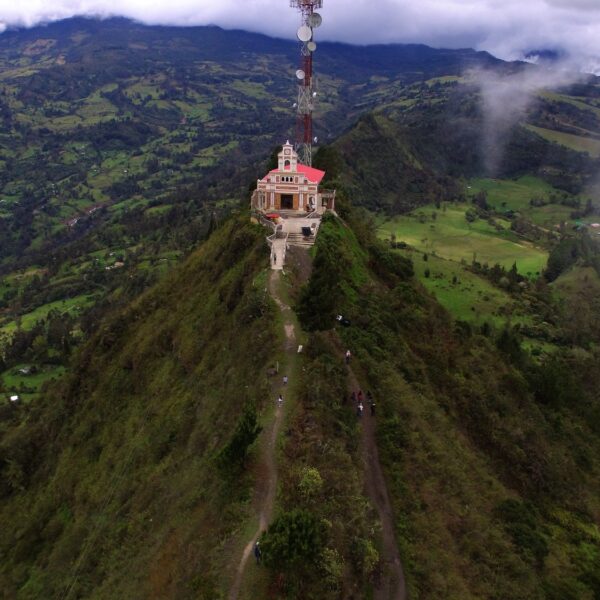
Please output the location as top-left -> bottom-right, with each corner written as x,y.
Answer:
287,232 -> 317,247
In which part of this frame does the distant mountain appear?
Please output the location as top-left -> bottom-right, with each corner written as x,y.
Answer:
0,15 -> 598,407
2,18 -> 600,600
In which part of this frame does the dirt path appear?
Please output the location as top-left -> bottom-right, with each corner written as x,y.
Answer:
228,270 -> 296,600
346,366 -> 407,600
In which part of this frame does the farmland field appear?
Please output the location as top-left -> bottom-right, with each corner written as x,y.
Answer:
526,124 -> 600,157
379,203 -> 548,276
396,248 -> 533,327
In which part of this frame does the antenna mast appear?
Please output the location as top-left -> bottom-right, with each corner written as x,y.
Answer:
290,0 -> 323,166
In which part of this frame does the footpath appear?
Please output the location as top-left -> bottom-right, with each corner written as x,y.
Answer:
345,363 -> 407,600
229,249 -> 406,599
228,270 -> 298,599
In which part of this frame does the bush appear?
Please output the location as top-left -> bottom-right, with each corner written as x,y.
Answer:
217,402 -> 262,470
351,537 -> 379,576
260,510 -> 326,571
298,467 -> 323,501
496,500 -> 549,567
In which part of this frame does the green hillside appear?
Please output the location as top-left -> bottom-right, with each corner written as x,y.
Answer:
1,17 -> 600,405
295,211 -> 600,599
2,17 -> 600,600
0,217 -> 283,597
2,205 -> 600,598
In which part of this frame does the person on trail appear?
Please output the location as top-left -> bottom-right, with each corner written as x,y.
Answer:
357,390 -> 364,404
351,391 -> 357,404
357,402 -> 364,417
254,541 -> 262,564
283,375 -> 288,385
345,349 -> 352,364
273,253 -> 277,265
370,402 -> 376,416
277,394 -> 283,406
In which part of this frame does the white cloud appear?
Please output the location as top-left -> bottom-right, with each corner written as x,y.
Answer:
473,65 -> 583,173
1,0 -> 600,69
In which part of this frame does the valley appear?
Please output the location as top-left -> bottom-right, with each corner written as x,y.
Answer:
1,15 -> 600,600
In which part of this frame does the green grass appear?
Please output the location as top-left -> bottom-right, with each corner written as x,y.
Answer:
469,177 -> 576,228
469,176 -> 555,211
0,294 -> 97,335
551,264 -> 600,301
400,249 -> 532,327
526,124 -> 600,157
539,91 -> 600,119
2,364 -> 66,398
379,203 -> 548,276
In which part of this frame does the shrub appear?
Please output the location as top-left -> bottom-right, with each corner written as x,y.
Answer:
217,403 -> 262,470
351,537 -> 379,576
298,467 -> 323,501
496,500 -> 548,566
260,510 -> 326,571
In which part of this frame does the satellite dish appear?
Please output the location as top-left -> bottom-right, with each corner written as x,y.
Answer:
297,25 -> 312,42
296,69 -> 306,80
309,13 -> 322,28
307,41 -> 317,52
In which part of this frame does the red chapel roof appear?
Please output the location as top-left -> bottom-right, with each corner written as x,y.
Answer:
262,164 -> 325,184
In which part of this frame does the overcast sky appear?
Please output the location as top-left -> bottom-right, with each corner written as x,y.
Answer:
1,0 -> 599,69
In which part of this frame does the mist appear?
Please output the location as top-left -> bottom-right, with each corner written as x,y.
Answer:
473,64 -> 584,174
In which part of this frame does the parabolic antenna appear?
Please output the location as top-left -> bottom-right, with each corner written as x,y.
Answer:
307,41 -> 317,52
309,13 -> 322,28
297,25 -> 312,42
296,69 -> 306,80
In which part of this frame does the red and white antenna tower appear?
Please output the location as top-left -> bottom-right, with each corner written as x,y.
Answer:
290,0 -> 323,166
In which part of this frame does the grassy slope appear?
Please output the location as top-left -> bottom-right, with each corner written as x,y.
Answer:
379,203 -> 548,276
397,249 -> 532,327
304,213 -> 600,600
525,125 -> 600,158
0,216 -> 280,598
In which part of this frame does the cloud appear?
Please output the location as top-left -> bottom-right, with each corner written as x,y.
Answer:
473,64 -> 583,173
1,0 -> 600,70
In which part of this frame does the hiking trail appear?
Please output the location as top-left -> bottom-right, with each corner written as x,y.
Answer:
346,363 -> 407,600
228,270 -> 296,600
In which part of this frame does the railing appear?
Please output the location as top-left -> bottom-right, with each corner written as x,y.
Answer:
320,189 -> 336,213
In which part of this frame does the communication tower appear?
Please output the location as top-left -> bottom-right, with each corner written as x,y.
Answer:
290,0 -> 323,166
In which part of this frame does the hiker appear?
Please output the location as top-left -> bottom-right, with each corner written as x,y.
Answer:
345,349 -> 352,364
273,253 -> 277,265
277,394 -> 283,406
357,390 -> 364,404
357,402 -> 364,417
351,391 -> 357,403
283,375 -> 288,385
367,391 -> 375,416
254,541 -> 262,564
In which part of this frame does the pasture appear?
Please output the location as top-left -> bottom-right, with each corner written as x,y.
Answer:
526,124 -> 600,158
469,176 -> 575,227
398,249 -> 533,327
379,203 -> 548,277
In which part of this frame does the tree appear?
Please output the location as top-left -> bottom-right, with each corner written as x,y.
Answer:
260,510 -> 326,571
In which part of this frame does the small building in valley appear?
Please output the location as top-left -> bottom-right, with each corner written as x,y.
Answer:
252,142 -> 335,214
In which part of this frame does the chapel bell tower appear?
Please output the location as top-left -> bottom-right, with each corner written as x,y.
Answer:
278,141 -> 298,172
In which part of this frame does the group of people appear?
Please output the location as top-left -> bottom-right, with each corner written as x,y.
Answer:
351,389 -> 375,417
344,350 -> 375,417
276,374 -> 288,406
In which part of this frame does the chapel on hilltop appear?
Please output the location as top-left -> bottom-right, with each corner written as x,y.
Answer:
251,142 -> 335,214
